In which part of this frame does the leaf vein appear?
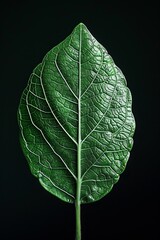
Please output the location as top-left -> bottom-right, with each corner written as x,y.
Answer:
25,90 -> 77,180
40,62 -> 78,146
39,171 -> 75,199
81,49 -> 104,97
55,53 -> 78,100
81,65 -> 118,143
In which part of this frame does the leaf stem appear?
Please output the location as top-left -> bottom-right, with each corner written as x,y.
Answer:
75,198 -> 81,240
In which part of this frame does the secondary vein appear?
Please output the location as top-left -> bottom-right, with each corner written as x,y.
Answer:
40,62 -> 78,146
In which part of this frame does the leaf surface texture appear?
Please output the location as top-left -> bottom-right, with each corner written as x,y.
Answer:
18,23 -> 135,203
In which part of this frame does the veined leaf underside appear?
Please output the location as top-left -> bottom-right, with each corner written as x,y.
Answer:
18,23 -> 135,204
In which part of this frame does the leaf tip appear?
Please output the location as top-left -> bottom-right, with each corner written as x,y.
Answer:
76,22 -> 87,30
78,22 -> 85,26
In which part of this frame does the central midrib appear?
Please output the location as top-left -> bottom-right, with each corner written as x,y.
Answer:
77,24 -> 82,204
75,23 -> 82,240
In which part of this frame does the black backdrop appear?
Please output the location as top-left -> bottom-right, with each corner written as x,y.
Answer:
1,1 -> 159,239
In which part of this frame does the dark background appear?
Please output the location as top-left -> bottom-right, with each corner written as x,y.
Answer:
1,1 -> 159,239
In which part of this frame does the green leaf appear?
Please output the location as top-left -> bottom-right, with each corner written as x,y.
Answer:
18,23 -> 135,204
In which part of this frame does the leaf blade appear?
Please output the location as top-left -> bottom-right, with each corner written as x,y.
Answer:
18,23 -> 135,204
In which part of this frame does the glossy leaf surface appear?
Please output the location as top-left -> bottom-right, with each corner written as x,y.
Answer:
18,23 -> 135,204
